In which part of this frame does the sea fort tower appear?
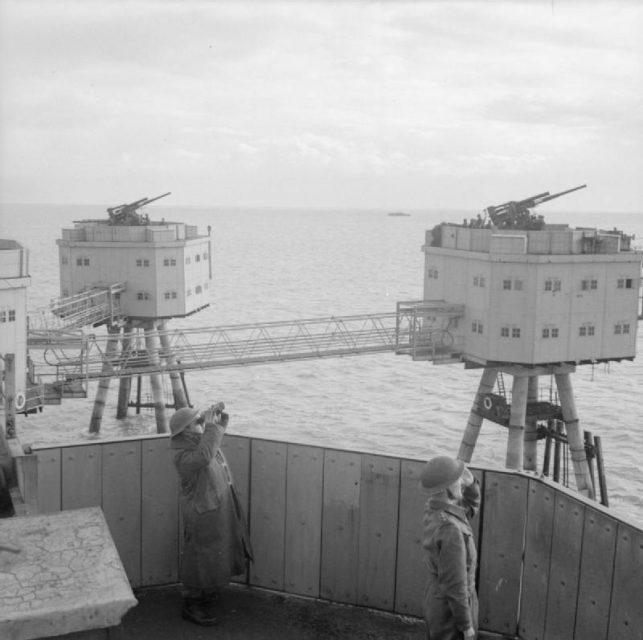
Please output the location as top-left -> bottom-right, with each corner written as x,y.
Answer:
417,187 -> 640,497
55,194 -> 212,432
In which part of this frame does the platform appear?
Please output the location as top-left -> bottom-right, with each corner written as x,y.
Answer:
0,507 -> 137,640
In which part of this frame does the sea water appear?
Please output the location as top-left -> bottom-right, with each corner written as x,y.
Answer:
1,203 -> 642,526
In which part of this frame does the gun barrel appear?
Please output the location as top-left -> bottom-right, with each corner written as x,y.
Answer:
141,192 -> 172,206
538,184 -> 586,205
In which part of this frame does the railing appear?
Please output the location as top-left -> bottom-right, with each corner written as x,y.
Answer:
27,302 -> 465,382
11,434 -> 641,640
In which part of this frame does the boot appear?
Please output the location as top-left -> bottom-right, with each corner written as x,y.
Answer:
182,597 -> 219,626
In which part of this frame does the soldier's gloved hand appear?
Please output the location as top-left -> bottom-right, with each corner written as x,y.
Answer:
217,411 -> 229,429
463,626 -> 475,639
460,467 -> 475,487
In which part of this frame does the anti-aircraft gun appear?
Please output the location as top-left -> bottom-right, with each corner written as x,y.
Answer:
107,192 -> 171,226
484,184 -> 587,230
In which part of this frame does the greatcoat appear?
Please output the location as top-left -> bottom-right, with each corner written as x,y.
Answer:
421,480 -> 481,640
171,422 -> 252,591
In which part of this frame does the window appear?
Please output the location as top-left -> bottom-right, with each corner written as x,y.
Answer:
581,278 -> 598,291
514,279 -> 523,291
195,254 -> 201,262
579,324 -> 595,337
203,252 -> 208,260
0,311 -> 5,322
195,285 -> 202,294
427,267 -> 439,279
615,323 -> 631,335
501,327 -> 510,337
512,327 -> 521,338
473,275 -> 485,288
472,321 -> 483,334
542,326 -> 559,339
136,258 -> 150,267
137,292 -> 150,301
551,328 -> 559,338
186,288 -> 192,296
503,279 -> 512,290
164,292 -> 171,300
542,328 -> 549,338
163,258 -> 177,267
617,278 -> 634,289
545,278 -> 561,292
84,258 -> 90,266
8,310 -> 15,322
76,258 -> 83,266
186,256 -> 191,265
62,256 -> 68,265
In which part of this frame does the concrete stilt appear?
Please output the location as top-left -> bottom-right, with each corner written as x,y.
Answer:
524,376 -> 539,471
89,326 -> 120,434
158,321 -> 188,409
144,322 -> 169,434
506,375 -> 528,470
116,326 -> 132,420
458,367 -> 497,463
555,372 -> 594,498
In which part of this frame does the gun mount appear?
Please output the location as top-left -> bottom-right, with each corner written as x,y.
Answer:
484,184 -> 587,230
106,192 -> 171,226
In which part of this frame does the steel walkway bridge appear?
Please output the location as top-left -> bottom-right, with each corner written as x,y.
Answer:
28,301 -> 465,385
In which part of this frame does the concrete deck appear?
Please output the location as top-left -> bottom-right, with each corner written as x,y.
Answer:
0,508 -> 137,640
122,584 -> 428,640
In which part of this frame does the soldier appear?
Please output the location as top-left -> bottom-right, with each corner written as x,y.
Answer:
419,456 -> 480,640
170,403 -> 253,626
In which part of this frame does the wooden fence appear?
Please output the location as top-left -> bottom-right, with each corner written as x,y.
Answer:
12,434 -> 643,640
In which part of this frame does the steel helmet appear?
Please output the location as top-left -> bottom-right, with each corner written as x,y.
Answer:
170,407 -> 199,437
419,456 -> 465,493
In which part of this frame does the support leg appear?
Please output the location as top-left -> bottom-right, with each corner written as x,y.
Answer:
89,326 -> 120,434
524,375 -> 539,471
144,322 -> 169,434
506,375 -> 528,470
555,373 -> 594,499
158,321 -> 188,409
116,326 -> 131,420
458,368 -> 497,463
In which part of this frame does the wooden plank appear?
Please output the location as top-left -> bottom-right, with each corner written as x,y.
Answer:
221,435 -> 251,512
141,436 -> 179,587
478,471 -> 528,636
320,449 -> 362,604
544,491 -> 584,640
101,440 -> 142,586
574,506 -> 617,640
221,434 -> 251,585
249,439 -> 287,590
36,448 -> 61,514
61,444 -> 102,510
284,444 -> 323,598
518,479 -> 556,640
607,522 -> 643,640
394,460 -> 426,617
356,454 -> 400,611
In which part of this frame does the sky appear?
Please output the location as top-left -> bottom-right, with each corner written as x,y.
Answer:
0,0 -> 642,213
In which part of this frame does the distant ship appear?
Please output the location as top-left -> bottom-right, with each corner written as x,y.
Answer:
387,211 -> 410,217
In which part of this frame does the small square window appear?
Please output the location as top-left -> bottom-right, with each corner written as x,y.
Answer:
514,279 -> 523,291
83,258 -> 90,266
542,328 -> 550,338
553,280 -> 561,292
9,310 -> 16,321
503,280 -> 512,290
581,280 -> 589,291
164,258 -> 170,266
545,280 -> 552,291
501,327 -> 510,337
136,259 -> 143,267
617,279 -> 624,289
164,292 -> 171,299
171,258 -> 176,266
171,291 -> 177,299
625,278 -> 633,289
615,324 -> 622,334
588,326 -> 595,336
551,328 -> 558,338
623,324 -> 630,334
143,259 -> 150,267
196,254 -> 201,262
0,311 -> 5,322
77,258 -> 83,266
477,323 -> 483,334
579,326 -> 586,336
512,327 -> 520,338
590,279 -> 598,289
62,256 -> 68,265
